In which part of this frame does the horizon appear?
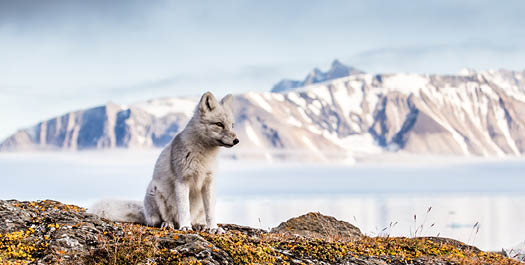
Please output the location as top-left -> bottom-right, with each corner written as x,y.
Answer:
2,0 -> 525,140
1,1 -> 524,257
1,60 -> 524,142
1,64 -> 524,142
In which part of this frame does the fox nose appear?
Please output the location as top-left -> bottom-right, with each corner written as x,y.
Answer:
233,138 -> 239,145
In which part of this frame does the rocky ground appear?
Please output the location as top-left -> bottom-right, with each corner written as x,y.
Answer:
0,200 -> 522,264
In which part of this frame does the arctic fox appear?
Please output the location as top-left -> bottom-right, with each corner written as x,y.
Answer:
89,92 -> 238,234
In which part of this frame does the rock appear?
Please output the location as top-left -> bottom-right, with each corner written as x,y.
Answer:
158,234 -> 233,264
4,68 -> 525,160
221,223 -> 266,237
271,59 -> 364,93
270,212 -> 362,240
0,200 -> 520,265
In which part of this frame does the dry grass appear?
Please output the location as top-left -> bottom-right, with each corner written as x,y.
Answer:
0,200 -> 522,265
203,230 -> 522,265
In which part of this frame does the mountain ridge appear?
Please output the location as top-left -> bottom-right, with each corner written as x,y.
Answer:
271,59 -> 364,93
2,64 -> 525,161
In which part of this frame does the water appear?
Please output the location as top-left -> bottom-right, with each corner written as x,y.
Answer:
0,150 -> 524,251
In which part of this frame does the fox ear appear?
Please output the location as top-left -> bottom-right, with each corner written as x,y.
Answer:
220,94 -> 233,110
199,91 -> 218,114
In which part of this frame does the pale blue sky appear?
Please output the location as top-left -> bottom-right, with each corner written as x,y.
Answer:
1,0 -> 525,140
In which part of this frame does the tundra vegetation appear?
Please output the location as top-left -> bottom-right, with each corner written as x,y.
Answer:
0,200 -> 520,264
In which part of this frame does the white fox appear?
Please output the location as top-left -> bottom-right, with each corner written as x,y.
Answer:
89,92 -> 238,234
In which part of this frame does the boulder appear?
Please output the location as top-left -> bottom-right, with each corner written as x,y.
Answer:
0,200 -> 520,265
271,212 -> 362,240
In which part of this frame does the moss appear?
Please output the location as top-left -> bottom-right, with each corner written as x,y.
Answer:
203,231 -> 278,264
204,232 -> 521,265
0,228 -> 49,263
0,200 -> 521,265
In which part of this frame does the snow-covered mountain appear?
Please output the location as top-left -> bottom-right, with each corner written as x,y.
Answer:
2,65 -> 525,161
271,60 -> 364,93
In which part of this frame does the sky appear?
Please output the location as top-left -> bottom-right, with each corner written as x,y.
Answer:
1,0 -> 525,140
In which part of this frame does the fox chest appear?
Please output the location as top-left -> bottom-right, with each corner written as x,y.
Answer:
179,152 -> 215,187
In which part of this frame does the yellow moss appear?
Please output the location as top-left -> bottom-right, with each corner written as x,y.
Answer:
0,228 -> 48,263
2,201 -> 522,265
203,231 -> 277,264
203,232 -> 521,265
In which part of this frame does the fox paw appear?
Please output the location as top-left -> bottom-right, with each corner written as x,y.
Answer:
192,224 -> 206,232
160,222 -> 175,230
207,227 -> 225,235
179,225 -> 192,232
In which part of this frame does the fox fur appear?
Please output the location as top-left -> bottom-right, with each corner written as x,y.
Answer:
88,92 -> 238,233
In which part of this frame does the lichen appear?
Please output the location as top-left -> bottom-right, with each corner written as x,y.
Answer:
0,228 -> 49,263
0,200 -> 521,265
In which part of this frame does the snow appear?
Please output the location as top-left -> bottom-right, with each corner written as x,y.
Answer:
414,102 -> 471,155
247,93 -> 273,113
271,93 -> 285,102
301,135 -> 318,151
286,116 -> 302,127
286,92 -> 307,108
348,121 -> 361,132
310,85 -> 332,104
307,125 -> 323,134
382,73 -> 429,93
296,108 -> 312,124
365,89 -> 380,120
423,82 -> 508,157
322,132 -> 382,157
245,123 -> 262,146
494,104 -> 520,155
338,80 -> 365,116
423,85 -> 444,106
479,84 -> 499,100
482,71 -> 525,102
309,100 -> 322,116
134,97 -> 196,118
458,68 -> 476,76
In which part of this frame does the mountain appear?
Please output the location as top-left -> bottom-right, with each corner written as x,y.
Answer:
271,59 -> 364,93
2,67 -> 525,161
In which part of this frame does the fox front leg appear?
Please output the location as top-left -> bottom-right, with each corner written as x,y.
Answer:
202,178 -> 225,234
175,180 -> 192,231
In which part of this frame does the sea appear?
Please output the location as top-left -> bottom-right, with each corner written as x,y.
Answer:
0,150 -> 524,251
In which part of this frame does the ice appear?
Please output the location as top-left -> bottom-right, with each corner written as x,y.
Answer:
1,151 -> 525,251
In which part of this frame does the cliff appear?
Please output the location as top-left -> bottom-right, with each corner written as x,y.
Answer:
2,68 -> 525,160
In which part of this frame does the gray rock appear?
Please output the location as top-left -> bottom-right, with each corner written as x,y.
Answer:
0,200 -> 518,265
271,212 -> 362,240
271,59 -> 365,92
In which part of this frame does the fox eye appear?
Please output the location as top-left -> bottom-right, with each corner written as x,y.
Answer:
214,122 -> 224,129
